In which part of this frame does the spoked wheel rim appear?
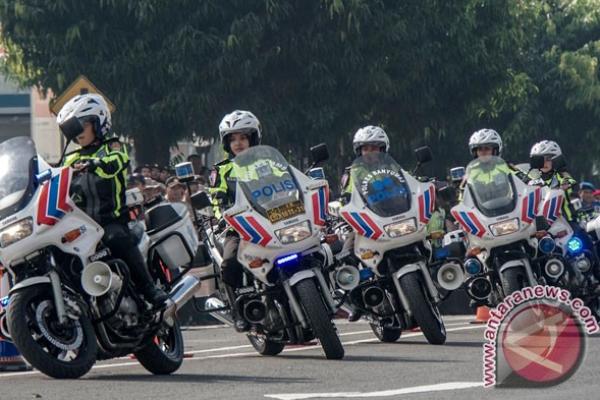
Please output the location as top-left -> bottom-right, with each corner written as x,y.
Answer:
30,299 -> 85,362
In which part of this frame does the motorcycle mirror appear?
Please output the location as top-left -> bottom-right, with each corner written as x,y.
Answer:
529,155 -> 545,170
191,191 -> 212,210
58,116 -> 84,143
414,146 -> 433,164
310,143 -> 329,164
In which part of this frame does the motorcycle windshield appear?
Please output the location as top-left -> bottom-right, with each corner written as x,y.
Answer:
232,145 -> 303,223
466,156 -> 517,217
351,152 -> 411,217
0,137 -> 37,217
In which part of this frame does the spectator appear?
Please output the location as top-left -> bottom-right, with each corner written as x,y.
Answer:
166,178 -> 187,203
594,189 -> 600,203
150,164 -> 161,181
140,164 -> 152,178
578,181 -> 600,222
128,173 -> 146,191
158,166 -> 171,183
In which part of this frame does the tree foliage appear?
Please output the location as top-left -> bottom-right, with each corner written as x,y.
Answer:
0,0 -> 598,183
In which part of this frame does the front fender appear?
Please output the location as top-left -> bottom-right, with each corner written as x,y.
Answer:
288,270 -> 316,287
499,259 -> 537,286
9,277 -> 52,295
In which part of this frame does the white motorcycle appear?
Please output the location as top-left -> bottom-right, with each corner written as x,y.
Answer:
0,136 -> 204,379
451,156 -> 541,306
200,145 -> 344,359
332,149 -> 449,345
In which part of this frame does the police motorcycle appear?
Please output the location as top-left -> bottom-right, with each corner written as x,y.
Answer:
525,156 -> 600,319
451,156 -> 545,306
198,145 -> 344,359
0,135 -> 204,379
329,147 -> 451,345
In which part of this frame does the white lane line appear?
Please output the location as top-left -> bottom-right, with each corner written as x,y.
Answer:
264,381 -> 484,399
0,324 -> 485,379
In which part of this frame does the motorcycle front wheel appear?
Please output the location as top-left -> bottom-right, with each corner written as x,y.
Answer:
295,279 -> 344,359
8,285 -> 97,379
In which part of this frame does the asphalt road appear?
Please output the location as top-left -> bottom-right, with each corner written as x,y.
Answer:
1,315 -> 598,400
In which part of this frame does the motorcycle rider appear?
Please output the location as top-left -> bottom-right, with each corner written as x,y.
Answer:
578,181 -> 600,224
57,94 -> 167,307
529,140 -> 600,275
529,140 -> 579,225
209,110 -> 262,332
339,126 -> 392,321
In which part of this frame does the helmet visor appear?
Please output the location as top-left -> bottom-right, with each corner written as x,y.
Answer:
58,116 -> 84,142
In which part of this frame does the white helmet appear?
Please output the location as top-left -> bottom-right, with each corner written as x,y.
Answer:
352,125 -> 390,155
468,128 -> 502,156
530,140 -> 562,158
219,110 -> 262,153
56,93 -> 112,139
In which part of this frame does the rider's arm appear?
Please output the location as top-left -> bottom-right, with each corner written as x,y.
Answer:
91,148 -> 129,178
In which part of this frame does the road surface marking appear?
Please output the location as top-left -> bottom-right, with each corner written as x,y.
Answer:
264,381 -> 484,399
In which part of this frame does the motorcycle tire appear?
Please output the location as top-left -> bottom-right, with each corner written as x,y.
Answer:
247,334 -> 285,356
8,285 -> 97,379
295,279 -> 344,359
369,322 -> 402,342
399,272 -> 447,345
135,320 -> 184,375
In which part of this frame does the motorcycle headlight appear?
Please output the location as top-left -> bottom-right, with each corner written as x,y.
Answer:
275,221 -> 312,244
0,217 -> 33,248
384,218 -> 417,238
489,218 -> 519,237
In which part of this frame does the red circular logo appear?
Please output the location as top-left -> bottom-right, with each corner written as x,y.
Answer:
501,303 -> 585,385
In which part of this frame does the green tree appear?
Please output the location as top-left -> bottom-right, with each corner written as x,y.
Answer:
0,0 -> 535,183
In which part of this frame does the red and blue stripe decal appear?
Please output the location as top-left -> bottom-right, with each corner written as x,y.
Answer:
418,185 -> 436,224
521,187 -> 541,224
312,186 -> 328,226
451,210 -> 486,238
543,194 -> 564,224
224,215 -> 272,246
341,211 -> 383,240
37,168 -> 72,226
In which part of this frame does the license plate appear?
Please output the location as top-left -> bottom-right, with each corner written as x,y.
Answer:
267,201 -> 305,224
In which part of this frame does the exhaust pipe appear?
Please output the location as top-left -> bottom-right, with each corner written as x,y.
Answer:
335,265 -> 360,291
163,275 -> 202,324
436,262 -> 465,291
243,300 -> 267,324
466,276 -> 492,301
362,286 -> 385,308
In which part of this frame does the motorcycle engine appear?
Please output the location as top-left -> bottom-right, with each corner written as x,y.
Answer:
98,291 -> 140,329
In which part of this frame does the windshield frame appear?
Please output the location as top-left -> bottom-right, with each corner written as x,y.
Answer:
231,145 -> 304,222
351,152 -> 412,218
466,156 -> 517,218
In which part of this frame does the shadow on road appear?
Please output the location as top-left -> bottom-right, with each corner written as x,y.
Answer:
86,373 -> 314,384
397,340 -> 482,348
275,354 -> 465,363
